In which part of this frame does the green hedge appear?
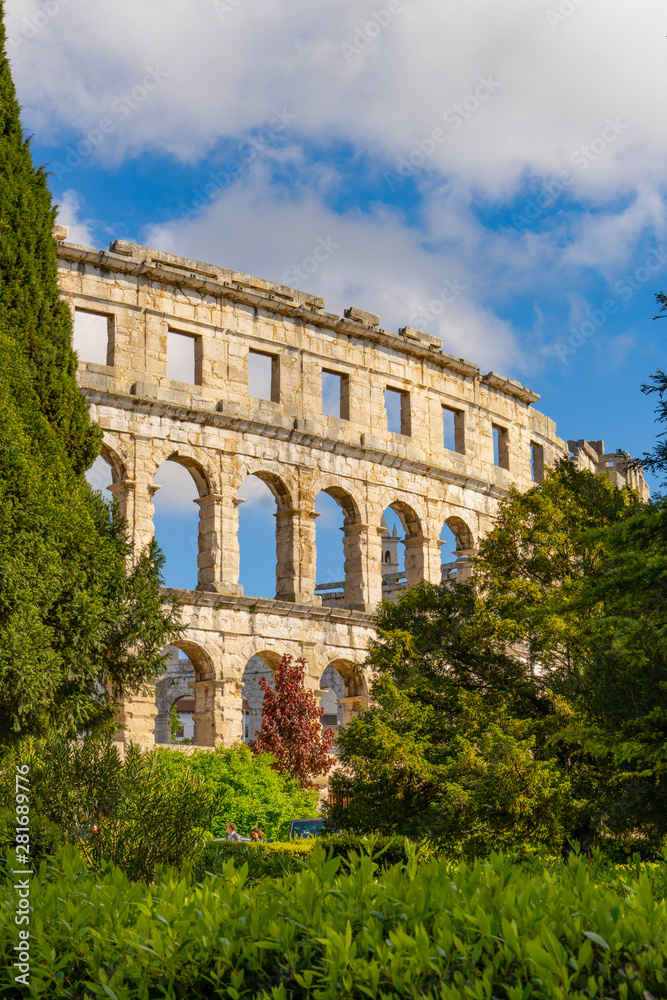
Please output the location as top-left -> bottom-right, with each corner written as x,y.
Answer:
3,844 -> 667,998
196,835 -> 437,883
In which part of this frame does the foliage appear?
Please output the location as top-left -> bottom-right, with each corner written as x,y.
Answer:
249,654 -> 335,788
0,5 -> 182,742
197,838 -> 313,882
330,680 -> 571,855
0,731 -> 212,880
197,835 -> 435,883
4,844 -> 667,997
156,742 -> 319,842
329,462 -> 652,850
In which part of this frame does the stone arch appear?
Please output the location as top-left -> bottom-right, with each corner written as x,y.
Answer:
374,496 -> 425,599
151,449 -> 222,592
444,513 -> 475,551
236,463 -> 296,508
237,466 -> 304,601
170,636 -> 219,746
154,638 -> 217,746
237,639 -> 290,678
441,513 -> 476,583
327,657 -> 369,700
379,496 -> 424,539
310,479 -> 363,524
149,443 -> 220,498
240,654 -> 276,744
323,658 -> 369,732
312,482 -> 363,609
98,436 -> 129,485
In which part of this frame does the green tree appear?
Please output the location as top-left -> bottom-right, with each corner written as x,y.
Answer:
157,743 -> 319,841
0,5 -> 181,743
328,463 -> 644,850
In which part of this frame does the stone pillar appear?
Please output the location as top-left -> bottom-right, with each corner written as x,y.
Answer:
193,678 -> 243,746
194,491 -> 243,595
275,506 -> 320,604
342,523 -> 383,611
454,545 -> 476,583
113,683 -> 157,750
107,479 -> 136,530
338,694 -> 368,727
404,534 -> 442,587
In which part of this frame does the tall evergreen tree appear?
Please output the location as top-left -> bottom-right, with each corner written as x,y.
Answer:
0,4 -> 181,743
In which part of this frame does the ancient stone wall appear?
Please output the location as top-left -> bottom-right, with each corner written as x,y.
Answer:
55,235 -> 646,749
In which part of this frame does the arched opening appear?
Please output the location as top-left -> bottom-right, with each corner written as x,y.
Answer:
319,664 -> 345,751
152,460 -> 200,590
85,454 -> 115,501
380,506 -> 407,602
154,646 -> 196,744
237,474 -> 283,599
314,487 -> 359,607
440,522 -> 459,583
440,516 -> 475,584
240,652 -> 281,743
322,659 -> 368,751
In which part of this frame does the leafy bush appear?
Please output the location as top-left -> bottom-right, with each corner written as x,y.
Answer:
0,732 -> 212,880
3,844 -> 667,998
198,835 -> 437,883
156,743 -> 319,841
197,839 -> 313,882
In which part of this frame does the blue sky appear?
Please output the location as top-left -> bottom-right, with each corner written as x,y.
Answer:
7,0 -> 667,593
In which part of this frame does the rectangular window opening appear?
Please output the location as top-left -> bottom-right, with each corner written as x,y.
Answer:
493,424 -> 510,470
168,329 -> 201,385
248,350 -> 279,402
322,370 -> 349,420
443,405 -> 465,454
73,309 -> 113,366
384,387 -> 411,436
531,442 -> 545,483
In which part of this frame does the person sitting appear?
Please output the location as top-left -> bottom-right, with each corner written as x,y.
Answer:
250,827 -> 266,843
226,822 -> 242,841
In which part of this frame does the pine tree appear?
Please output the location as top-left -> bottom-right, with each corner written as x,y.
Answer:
0,4 -> 181,743
0,4 -> 98,473
249,655 -> 335,788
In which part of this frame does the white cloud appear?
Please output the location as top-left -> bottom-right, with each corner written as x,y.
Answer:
9,0 -> 667,379
144,161 -> 528,372
55,189 -> 96,247
6,0 -> 667,196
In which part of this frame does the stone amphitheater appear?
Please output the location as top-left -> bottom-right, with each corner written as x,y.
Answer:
54,230 -> 648,755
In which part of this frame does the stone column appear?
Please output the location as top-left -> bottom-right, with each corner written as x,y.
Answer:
107,479 -> 136,532
194,491 -> 243,595
275,506 -> 320,604
192,678 -> 243,746
338,694 -> 368,727
403,534 -> 442,587
113,683 -> 157,751
342,523 -> 383,612
454,545 -> 476,583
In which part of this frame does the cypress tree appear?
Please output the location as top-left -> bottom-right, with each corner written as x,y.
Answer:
0,4 -> 181,743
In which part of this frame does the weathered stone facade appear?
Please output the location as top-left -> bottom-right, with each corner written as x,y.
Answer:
55,234 -> 647,749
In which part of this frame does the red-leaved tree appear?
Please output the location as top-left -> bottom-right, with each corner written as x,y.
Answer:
249,654 -> 336,788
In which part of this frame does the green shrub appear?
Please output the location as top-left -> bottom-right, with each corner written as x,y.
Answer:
198,835 -> 438,883
197,839 -> 313,881
156,743 -> 319,841
0,732 -> 213,880
3,844 -> 667,998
